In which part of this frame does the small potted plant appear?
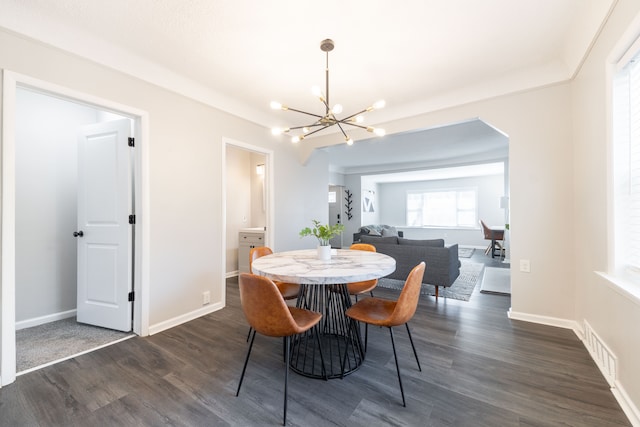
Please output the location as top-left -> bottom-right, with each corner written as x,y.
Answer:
299,219 -> 345,260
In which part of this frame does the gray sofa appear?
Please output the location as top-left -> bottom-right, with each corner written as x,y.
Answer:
359,235 -> 461,298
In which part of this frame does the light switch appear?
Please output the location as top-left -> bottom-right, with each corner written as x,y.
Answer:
520,259 -> 531,273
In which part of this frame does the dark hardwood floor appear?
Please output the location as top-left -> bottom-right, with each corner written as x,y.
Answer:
0,251 -> 630,426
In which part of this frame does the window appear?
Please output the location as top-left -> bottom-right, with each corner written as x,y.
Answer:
406,188 -> 477,227
613,48 -> 640,274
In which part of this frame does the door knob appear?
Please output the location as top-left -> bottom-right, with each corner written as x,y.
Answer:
73,231 -> 84,237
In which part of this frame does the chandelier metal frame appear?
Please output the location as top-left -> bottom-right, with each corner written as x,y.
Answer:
271,39 -> 385,145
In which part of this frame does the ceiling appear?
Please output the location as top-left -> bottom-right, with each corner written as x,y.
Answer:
0,0 -> 615,171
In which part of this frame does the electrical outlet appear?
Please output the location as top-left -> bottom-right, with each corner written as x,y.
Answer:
519,259 -> 531,273
203,291 -> 210,305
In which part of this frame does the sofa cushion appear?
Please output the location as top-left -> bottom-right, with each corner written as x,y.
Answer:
381,227 -> 396,237
360,235 -> 398,244
398,237 -> 445,247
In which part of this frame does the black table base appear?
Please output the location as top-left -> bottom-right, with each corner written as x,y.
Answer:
291,283 -> 364,379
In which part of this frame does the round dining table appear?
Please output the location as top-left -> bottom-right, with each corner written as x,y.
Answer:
251,248 -> 396,379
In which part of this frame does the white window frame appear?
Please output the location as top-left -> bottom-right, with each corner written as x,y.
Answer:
603,20 -> 640,301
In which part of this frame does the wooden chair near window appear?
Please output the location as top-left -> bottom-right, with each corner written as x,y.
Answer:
480,220 -> 504,258
343,262 -> 426,407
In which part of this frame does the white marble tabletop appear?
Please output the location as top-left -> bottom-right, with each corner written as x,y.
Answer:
250,249 -> 396,285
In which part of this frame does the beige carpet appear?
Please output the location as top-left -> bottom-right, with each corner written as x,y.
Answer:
16,317 -> 134,373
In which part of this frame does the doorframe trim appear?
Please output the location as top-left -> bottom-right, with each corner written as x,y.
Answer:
1,70 -> 150,386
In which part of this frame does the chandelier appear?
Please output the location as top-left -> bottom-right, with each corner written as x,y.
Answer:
270,39 -> 386,145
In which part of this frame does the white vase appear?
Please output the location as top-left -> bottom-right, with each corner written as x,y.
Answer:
317,245 -> 331,260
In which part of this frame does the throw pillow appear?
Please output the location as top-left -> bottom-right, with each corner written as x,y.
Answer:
398,237 -> 444,247
381,227 -> 398,237
367,229 -> 381,236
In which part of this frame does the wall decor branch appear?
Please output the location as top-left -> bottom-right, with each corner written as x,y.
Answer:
345,189 -> 353,220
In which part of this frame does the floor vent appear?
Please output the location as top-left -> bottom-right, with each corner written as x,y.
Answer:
583,320 -> 617,387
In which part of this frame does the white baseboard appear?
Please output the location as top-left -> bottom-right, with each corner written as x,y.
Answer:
15,309 -> 76,330
147,302 -> 224,335
226,270 -> 239,278
612,382 -> 640,427
507,309 -> 581,331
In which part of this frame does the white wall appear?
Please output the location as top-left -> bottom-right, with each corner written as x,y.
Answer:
250,152 -> 266,229
224,145 -> 251,274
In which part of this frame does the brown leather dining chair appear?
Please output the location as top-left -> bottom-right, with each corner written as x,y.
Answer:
347,243 -> 378,300
235,273 -> 326,426
246,246 -> 301,341
344,262 -> 426,407
250,247 -> 300,299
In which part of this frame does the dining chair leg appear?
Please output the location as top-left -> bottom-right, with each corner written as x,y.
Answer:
246,326 -> 252,342
283,335 -> 290,426
236,329 -> 256,396
364,323 -> 369,352
405,323 -> 421,371
282,336 -> 286,363
388,327 -> 406,407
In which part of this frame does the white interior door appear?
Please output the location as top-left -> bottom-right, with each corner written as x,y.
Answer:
76,119 -> 132,332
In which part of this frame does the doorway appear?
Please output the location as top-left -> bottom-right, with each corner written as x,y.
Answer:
1,71 -> 150,386
222,138 -> 274,280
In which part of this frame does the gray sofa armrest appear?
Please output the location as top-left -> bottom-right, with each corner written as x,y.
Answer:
425,244 -> 460,287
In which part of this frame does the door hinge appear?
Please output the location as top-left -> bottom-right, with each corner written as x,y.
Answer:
129,214 -> 136,225
128,137 -> 135,147
128,291 -> 135,302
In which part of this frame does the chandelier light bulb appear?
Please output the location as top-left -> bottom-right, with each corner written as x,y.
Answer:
332,104 -> 343,115
270,101 -> 282,110
373,100 -> 386,109
271,127 -> 282,135
356,115 -> 364,123
291,135 -> 300,143
302,127 -> 310,134
311,86 -> 322,97
346,137 -> 354,145
374,128 -> 386,136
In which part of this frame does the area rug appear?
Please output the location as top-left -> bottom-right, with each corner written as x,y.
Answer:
480,266 -> 511,295
458,247 -> 475,258
16,317 -> 134,373
377,260 -> 484,301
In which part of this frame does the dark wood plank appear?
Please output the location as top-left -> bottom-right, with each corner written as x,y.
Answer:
0,254 -> 631,426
